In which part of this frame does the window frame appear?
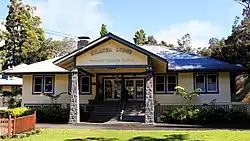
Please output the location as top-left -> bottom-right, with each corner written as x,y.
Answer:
79,75 -> 91,94
166,74 -> 178,93
194,73 -> 219,94
154,74 -> 178,94
194,74 -> 206,93
206,74 -> 218,93
33,76 -> 44,94
32,75 -> 55,95
24,104 -> 61,108
154,75 -> 166,93
44,76 -> 54,94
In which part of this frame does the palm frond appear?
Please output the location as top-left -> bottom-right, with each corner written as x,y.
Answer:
53,92 -> 68,99
40,93 -> 54,98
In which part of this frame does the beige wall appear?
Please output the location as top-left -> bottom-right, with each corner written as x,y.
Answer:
155,72 -> 231,104
22,74 -> 93,106
76,39 -> 148,66
22,72 -> 232,106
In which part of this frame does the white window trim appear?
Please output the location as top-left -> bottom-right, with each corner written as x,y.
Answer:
155,75 -> 166,93
194,74 -> 206,92
80,76 -> 91,94
206,74 -> 218,92
33,76 -> 43,94
25,104 -> 42,108
44,76 -> 54,94
166,75 -> 177,93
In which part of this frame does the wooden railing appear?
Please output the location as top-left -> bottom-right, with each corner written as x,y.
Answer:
0,116 -> 11,137
0,112 -> 36,137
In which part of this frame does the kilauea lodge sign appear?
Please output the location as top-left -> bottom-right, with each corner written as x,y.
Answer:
89,47 -> 136,64
91,47 -> 132,56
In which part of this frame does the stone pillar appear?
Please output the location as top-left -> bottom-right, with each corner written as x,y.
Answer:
145,70 -> 154,124
69,68 -> 80,123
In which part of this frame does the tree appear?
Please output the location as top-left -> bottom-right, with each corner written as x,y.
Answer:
160,40 -> 175,49
199,0 -> 250,68
44,37 -> 76,58
196,37 -> 224,57
41,92 -> 67,105
133,29 -> 147,45
0,0 -> 47,70
174,86 -> 201,105
160,40 -> 168,46
176,33 -> 195,54
196,47 -> 212,57
100,24 -> 108,37
147,35 -> 157,45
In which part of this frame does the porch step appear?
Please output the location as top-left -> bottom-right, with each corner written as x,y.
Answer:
87,112 -> 119,123
87,100 -> 146,123
122,115 -> 145,122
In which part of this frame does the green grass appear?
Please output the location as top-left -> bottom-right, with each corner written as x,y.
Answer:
4,129 -> 250,141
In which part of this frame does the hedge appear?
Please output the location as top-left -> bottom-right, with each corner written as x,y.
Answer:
0,107 -> 33,118
0,107 -> 69,123
160,107 -> 250,125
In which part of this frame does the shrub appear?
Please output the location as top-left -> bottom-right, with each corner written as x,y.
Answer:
0,106 -> 69,123
30,107 -> 69,123
160,106 -> 250,125
10,107 -> 32,117
0,107 -> 33,118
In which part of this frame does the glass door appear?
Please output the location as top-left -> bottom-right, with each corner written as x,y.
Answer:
135,79 -> 144,100
125,78 -> 144,100
104,79 -> 113,100
104,78 -> 121,100
125,79 -> 135,99
114,79 -> 121,100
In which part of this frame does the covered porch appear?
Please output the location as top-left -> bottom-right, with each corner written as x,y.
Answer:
53,33 -> 168,123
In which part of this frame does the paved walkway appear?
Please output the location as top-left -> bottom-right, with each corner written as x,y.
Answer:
36,122 -> 231,130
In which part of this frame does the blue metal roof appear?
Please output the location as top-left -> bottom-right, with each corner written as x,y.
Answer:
140,45 -> 243,71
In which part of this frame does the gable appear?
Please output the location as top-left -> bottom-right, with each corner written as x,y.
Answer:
76,39 -> 148,66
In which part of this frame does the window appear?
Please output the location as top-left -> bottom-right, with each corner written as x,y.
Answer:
207,74 -> 217,92
194,73 -> 218,93
33,76 -> 43,93
44,76 -> 53,93
24,104 -> 42,108
155,74 -> 178,93
194,74 -> 205,92
166,75 -> 177,93
24,104 -> 60,108
80,76 -> 90,94
33,76 -> 54,94
155,75 -> 165,93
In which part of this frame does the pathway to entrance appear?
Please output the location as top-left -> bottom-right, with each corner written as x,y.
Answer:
36,122 -> 249,130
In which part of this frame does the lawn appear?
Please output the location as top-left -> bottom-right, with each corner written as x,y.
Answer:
4,129 -> 250,141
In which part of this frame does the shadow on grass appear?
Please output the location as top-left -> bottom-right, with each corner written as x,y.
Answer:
64,134 -> 202,141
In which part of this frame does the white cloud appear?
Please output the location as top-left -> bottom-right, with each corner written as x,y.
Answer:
24,0 -> 111,40
154,20 -> 222,48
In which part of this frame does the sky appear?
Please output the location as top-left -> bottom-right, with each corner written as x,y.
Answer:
0,0 -> 244,48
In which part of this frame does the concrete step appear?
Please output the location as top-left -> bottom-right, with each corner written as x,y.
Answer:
122,115 -> 145,122
87,112 -> 119,123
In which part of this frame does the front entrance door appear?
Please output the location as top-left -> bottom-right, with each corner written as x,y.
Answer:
104,79 -> 121,100
125,78 -> 144,100
103,78 -> 144,100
